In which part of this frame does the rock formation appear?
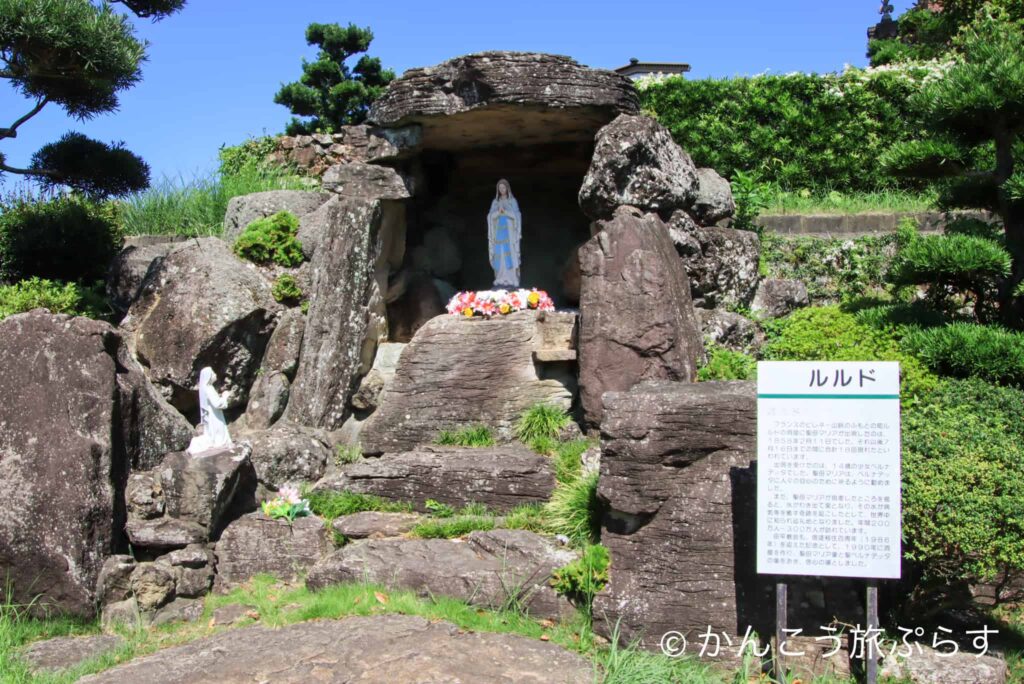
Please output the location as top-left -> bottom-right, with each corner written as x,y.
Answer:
577,207 -> 702,428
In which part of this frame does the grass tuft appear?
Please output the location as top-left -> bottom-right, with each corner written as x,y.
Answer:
304,490 -> 412,522
515,403 -> 572,445
434,425 -> 496,447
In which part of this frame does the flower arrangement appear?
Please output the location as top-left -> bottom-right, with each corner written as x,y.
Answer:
446,289 -> 555,318
260,485 -> 312,522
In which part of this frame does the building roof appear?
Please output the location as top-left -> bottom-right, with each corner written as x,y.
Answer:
614,58 -> 692,77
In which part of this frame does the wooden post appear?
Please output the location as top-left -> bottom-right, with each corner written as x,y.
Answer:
775,581 -> 788,680
866,581 -> 879,684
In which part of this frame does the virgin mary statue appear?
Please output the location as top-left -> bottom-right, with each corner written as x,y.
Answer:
487,179 -> 521,289
187,367 -> 233,455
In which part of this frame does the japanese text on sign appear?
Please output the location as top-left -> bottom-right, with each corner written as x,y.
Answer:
757,361 -> 902,579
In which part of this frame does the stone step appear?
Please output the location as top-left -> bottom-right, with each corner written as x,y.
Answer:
314,445 -> 556,513
306,529 -> 579,621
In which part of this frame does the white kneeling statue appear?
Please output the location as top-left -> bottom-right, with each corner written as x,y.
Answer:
187,366 -> 233,455
487,178 -> 522,289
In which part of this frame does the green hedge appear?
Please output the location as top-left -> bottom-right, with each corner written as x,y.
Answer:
638,65 -> 938,192
902,378 -> 1024,588
0,277 -> 105,321
902,322 -> 1024,386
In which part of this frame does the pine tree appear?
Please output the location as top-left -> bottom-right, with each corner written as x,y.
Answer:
274,23 -> 394,135
0,0 -> 185,198
882,9 -> 1024,318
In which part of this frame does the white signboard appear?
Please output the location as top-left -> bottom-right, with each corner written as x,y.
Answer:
757,361 -> 902,579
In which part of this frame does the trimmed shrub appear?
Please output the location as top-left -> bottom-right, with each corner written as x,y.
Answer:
271,274 -> 303,305
853,301 -> 948,331
233,211 -> 304,267
762,306 -> 938,402
902,378 -> 1024,595
0,277 -> 105,321
697,346 -> 757,381
902,322 -> 1024,386
0,195 -> 122,283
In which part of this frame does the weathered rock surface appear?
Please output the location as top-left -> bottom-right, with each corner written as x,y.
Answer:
125,518 -> 207,549
690,168 -> 736,224
321,162 -> 411,200
369,51 -> 638,151
308,530 -> 577,620
107,238 -> 187,316
880,646 -> 1008,684
258,308 -> 305,380
331,512 -> 423,540
21,635 -> 125,674
242,370 -> 290,431
670,212 -> 761,310
696,308 -> 763,353
244,423 -> 332,489
243,307 -> 305,431
287,196 -> 403,430
78,614 -> 593,683
223,190 -> 329,243
215,513 -> 333,590
130,562 -> 176,611
159,448 -> 255,538
359,311 -> 576,454
0,311 -> 190,617
579,114 -> 698,221
121,238 -> 280,414
385,273 -> 445,344
96,555 -> 136,605
593,381 -> 764,648
577,208 -> 702,428
751,278 -> 810,318
349,342 -> 406,413
316,446 -> 556,513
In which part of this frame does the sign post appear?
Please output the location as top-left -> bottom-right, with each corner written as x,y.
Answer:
757,361 -> 902,683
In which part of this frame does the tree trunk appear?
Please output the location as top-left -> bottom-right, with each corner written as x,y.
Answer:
994,125 -> 1023,326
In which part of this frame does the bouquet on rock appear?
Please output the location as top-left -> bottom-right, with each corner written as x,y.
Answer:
261,485 -> 311,522
446,289 -> 555,318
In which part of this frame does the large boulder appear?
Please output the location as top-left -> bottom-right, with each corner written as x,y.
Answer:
125,446 -> 256,551
307,530 -> 578,621
593,380 -> 763,648
244,423 -> 333,490
751,278 -> 810,318
690,168 -> 736,225
78,614 -> 593,684
880,644 -> 1008,684
297,167 -> 409,259
578,114 -> 698,221
577,207 -> 702,429
106,237 -> 189,316
359,311 -> 577,455
120,237 -> 281,415
369,51 -> 638,151
315,446 -> 556,513
222,190 -> 330,243
593,381 -> 860,652
286,194 -> 405,430
0,311 -> 191,617
669,211 -> 761,310
214,513 -> 333,591
696,308 -> 764,353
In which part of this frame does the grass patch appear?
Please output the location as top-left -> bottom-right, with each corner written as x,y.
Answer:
434,425 -> 496,447
503,503 -> 551,534
304,490 -> 412,522
120,163 -> 308,237
544,470 -> 602,547
333,445 -> 362,467
696,346 -> 757,381
409,516 -> 495,539
516,403 -> 572,445
553,440 -> 592,485
760,188 -> 937,216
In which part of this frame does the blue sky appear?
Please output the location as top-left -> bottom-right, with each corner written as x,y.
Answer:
0,0 -> 916,191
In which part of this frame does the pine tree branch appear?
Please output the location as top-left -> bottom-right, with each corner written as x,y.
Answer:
0,98 -> 48,140
0,161 -> 57,178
